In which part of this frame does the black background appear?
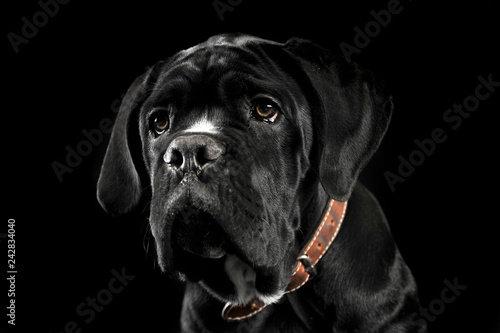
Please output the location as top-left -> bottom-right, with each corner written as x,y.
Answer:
4,0 -> 499,332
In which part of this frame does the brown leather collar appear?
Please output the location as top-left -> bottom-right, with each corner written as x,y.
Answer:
222,199 -> 348,321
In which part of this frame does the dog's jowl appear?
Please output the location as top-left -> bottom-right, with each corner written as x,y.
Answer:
97,33 -> 425,332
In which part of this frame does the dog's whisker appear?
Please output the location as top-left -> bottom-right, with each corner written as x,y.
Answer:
141,219 -> 151,253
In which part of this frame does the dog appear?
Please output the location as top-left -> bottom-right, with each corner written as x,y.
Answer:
97,33 -> 425,332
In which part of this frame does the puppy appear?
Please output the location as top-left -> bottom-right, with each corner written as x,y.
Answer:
97,33 -> 425,332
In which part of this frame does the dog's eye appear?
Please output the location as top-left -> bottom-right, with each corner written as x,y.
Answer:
251,99 -> 279,123
150,109 -> 170,135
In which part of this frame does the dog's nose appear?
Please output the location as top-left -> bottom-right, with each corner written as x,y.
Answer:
164,135 -> 225,173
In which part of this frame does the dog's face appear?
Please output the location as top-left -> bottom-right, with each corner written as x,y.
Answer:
141,36 -> 315,305
97,34 -> 393,306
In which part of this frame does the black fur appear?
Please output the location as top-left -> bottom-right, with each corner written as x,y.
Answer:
97,33 -> 425,332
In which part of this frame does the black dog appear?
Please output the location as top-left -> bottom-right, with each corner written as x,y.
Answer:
97,33 -> 425,332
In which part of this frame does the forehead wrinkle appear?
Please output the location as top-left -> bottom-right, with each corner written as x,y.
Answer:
157,42 -> 269,91
153,52 -> 260,105
156,60 -> 200,86
183,44 -> 262,72
148,40 -> 303,118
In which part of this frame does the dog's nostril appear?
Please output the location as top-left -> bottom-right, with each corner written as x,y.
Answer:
195,145 -> 222,168
195,147 -> 210,168
164,148 -> 184,168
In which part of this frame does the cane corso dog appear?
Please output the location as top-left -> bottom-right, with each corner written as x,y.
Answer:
97,33 -> 425,332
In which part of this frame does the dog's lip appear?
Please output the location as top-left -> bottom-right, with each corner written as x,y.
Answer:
172,236 -> 229,283
180,240 -> 227,259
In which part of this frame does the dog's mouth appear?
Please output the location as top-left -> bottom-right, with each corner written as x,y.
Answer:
173,208 -> 227,259
171,207 -> 227,281
168,206 -> 280,305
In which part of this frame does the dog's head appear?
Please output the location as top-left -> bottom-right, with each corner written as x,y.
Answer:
97,33 -> 392,306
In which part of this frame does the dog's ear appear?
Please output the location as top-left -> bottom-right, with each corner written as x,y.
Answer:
97,63 -> 162,216
285,38 -> 393,201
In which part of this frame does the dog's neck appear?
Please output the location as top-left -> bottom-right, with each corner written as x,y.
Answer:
181,183 -> 339,332
285,183 -> 339,330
